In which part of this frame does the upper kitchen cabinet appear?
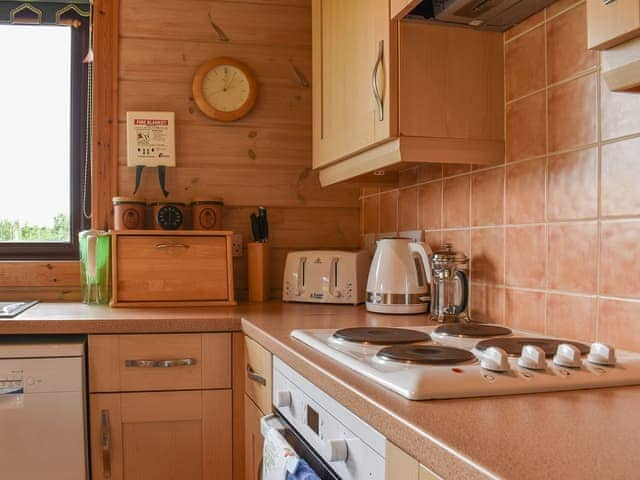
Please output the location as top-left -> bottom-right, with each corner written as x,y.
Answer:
312,0 -> 394,170
587,0 -> 640,50
312,2 -> 504,186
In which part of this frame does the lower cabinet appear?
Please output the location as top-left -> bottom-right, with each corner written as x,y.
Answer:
386,441 -> 441,480
90,389 -> 232,480
243,395 -> 264,480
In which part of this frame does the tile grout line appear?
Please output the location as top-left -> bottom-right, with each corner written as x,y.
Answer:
504,0 -> 584,45
543,6 -> 550,335
595,50 -> 603,341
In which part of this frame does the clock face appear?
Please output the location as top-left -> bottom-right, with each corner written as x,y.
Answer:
202,65 -> 251,113
193,57 -> 257,122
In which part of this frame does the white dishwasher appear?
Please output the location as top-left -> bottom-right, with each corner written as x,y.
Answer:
0,336 -> 88,480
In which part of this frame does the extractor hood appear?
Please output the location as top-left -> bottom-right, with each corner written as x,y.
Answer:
408,0 -> 556,32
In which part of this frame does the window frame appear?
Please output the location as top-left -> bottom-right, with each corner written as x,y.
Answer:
0,20 -> 90,260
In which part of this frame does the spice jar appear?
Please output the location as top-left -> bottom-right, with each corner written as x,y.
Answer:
191,197 -> 224,230
112,197 -> 145,230
149,201 -> 187,230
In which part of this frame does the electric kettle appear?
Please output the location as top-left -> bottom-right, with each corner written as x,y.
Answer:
429,243 -> 470,323
366,238 -> 432,314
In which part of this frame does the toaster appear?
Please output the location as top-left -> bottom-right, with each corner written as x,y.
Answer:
282,250 -> 370,305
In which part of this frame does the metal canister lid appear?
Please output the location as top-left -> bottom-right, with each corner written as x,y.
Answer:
431,243 -> 468,265
190,197 -> 224,206
112,196 -> 146,205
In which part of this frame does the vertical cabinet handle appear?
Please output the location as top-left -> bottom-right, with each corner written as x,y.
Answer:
101,409 -> 112,479
372,40 -> 384,121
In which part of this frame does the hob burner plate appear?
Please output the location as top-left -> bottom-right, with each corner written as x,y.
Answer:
433,323 -> 512,338
332,327 -> 430,345
376,345 -> 475,365
475,337 -> 590,357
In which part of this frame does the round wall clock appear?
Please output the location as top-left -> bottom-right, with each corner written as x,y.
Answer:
192,57 -> 258,122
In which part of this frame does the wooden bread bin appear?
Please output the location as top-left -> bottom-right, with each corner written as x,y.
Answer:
111,230 -> 236,307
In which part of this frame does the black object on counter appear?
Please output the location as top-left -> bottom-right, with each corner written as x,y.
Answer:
250,207 -> 269,242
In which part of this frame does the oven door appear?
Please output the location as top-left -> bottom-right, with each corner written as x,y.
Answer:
260,413 -> 340,480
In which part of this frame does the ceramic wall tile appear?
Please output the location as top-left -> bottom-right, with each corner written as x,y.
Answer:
471,283 -> 505,324
471,167 -> 504,226
505,289 -> 546,332
379,190 -> 398,234
443,176 -> 470,228
547,222 -> 598,293
506,158 -> 546,224
547,148 -> 597,221
601,137 -> 640,217
419,182 -> 442,230
600,78 -> 640,141
398,187 -> 418,231
505,225 -> 546,288
598,299 -> 640,351
363,196 -> 379,234
546,293 -> 597,342
471,227 -> 505,285
600,221 -> 640,297
506,91 -> 547,163
547,4 -> 595,84
506,26 -> 546,101
548,73 -> 597,153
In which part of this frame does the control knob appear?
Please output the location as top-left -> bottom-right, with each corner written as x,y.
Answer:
276,391 -> 292,408
587,343 -> 616,366
480,347 -> 510,372
553,343 -> 582,368
518,345 -> 547,370
323,439 -> 349,462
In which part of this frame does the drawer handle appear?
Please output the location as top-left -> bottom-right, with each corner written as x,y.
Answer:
247,365 -> 267,386
603,0 -> 616,4
101,409 -> 112,479
155,243 -> 190,249
124,358 -> 197,368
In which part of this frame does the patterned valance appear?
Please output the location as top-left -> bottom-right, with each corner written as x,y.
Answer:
0,1 -> 90,26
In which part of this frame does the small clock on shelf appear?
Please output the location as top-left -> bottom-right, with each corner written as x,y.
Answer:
192,57 -> 258,122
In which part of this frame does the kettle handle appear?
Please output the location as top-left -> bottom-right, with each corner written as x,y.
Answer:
408,242 -> 432,285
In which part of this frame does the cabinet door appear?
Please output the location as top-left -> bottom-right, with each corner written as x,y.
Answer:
90,390 -> 232,480
243,395 -> 264,480
313,0 -> 393,168
587,0 -> 640,49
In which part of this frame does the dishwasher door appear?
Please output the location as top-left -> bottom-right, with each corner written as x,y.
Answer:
0,355 -> 87,480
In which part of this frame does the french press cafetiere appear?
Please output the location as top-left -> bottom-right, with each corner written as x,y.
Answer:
429,244 -> 470,323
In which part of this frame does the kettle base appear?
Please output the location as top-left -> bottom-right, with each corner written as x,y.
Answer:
366,302 -> 428,315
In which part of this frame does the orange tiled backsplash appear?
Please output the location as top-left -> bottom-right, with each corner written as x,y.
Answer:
360,0 -> 640,351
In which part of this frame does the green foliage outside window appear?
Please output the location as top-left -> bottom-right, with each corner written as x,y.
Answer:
0,213 -> 70,242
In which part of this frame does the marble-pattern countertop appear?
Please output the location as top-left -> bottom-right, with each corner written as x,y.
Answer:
3,300 -> 639,479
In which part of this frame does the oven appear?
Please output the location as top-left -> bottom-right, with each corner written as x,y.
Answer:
265,357 -> 386,480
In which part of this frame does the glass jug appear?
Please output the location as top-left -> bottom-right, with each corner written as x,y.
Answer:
429,244 -> 470,323
79,230 -> 111,305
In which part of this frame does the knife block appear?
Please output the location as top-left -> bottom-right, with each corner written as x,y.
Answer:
248,242 -> 270,302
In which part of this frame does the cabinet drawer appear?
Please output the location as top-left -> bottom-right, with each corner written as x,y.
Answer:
244,336 -> 272,414
89,333 -> 231,392
112,232 -> 234,306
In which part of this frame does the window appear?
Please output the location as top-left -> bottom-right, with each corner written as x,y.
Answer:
0,20 -> 89,260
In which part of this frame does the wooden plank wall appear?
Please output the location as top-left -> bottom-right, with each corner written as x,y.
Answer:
0,0 -> 360,301
117,0 -> 360,299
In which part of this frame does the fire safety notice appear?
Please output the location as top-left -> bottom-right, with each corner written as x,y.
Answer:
126,111 -> 176,167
